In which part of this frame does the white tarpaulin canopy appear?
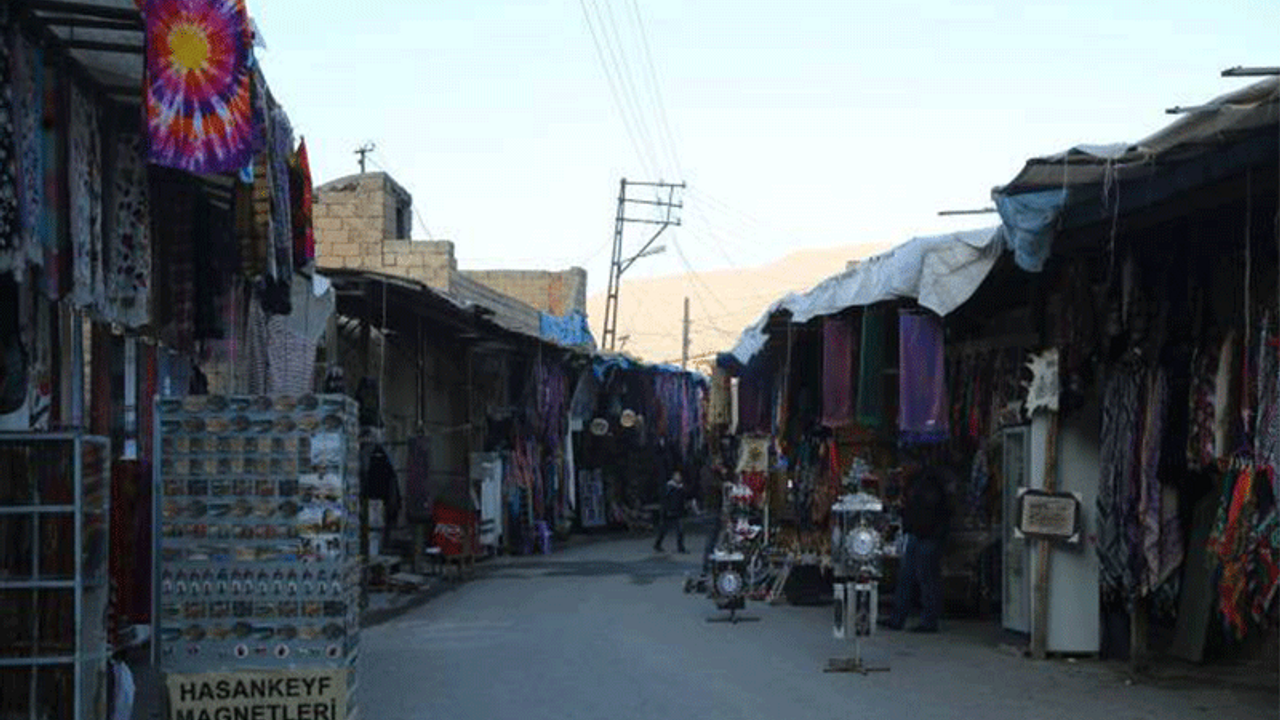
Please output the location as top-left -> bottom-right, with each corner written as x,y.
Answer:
728,227 -> 1005,364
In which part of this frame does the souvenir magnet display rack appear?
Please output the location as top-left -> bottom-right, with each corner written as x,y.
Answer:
0,434 -> 111,720
152,395 -> 360,711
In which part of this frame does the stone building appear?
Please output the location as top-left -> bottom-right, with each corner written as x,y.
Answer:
314,172 -> 587,338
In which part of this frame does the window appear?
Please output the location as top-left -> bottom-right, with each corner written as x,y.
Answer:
395,203 -> 410,239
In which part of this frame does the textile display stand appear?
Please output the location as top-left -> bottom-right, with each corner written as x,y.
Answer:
153,395 -> 361,720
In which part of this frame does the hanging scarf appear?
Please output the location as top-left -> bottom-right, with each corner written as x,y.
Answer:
1211,466 -> 1256,638
38,59 -> 59,297
289,138 -> 315,270
105,134 -> 152,328
7,27 -> 43,276
68,84 -> 103,311
0,22 -> 17,276
1098,358 -> 1143,604
856,307 -> 887,428
898,310 -> 949,443
821,315 -> 855,428
268,105 -> 293,282
1138,367 -> 1183,594
1187,342 -> 1218,470
144,0 -> 259,174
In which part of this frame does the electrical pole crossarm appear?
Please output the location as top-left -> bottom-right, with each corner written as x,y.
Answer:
600,178 -> 687,352
620,223 -> 670,275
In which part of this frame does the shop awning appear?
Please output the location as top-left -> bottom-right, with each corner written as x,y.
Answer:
993,77 -> 1280,271
15,1 -> 145,102
728,227 -> 1005,365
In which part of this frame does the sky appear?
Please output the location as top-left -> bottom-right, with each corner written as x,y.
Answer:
252,0 -> 1278,302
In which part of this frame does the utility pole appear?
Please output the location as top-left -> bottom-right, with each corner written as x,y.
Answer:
681,297 -> 690,370
355,142 -> 375,174
600,178 -> 686,352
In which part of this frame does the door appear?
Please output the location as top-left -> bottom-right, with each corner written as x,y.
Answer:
1002,426 -> 1031,633
471,453 -> 503,548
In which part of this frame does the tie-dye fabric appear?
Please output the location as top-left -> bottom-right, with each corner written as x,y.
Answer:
144,0 -> 258,173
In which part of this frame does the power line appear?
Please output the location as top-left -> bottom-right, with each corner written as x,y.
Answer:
577,0 -> 656,177
598,0 -> 665,177
626,0 -> 683,180
366,154 -> 436,240
669,235 -> 732,320
588,0 -> 664,177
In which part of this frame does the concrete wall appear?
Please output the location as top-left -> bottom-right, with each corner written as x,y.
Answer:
460,268 -> 588,316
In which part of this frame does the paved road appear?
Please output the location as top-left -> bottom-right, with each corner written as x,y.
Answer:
358,536 -> 1275,720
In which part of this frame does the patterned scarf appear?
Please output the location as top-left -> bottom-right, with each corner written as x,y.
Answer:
0,20 -> 16,275
268,105 -> 293,282
7,26 -> 43,276
144,0 -> 259,173
1098,359 -> 1143,604
69,84 -> 103,311
105,135 -> 152,328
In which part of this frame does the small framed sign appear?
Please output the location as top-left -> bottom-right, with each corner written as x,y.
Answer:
1014,489 -> 1082,543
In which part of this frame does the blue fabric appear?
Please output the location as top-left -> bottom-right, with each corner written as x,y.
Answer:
540,310 -> 596,349
890,535 -> 942,630
994,188 -> 1067,273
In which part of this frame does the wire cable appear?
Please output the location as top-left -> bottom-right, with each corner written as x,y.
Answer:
598,0 -> 665,177
627,0 -> 683,180
577,0 -> 657,178
366,154 -> 436,241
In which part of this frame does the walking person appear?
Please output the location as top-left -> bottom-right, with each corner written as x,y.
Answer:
654,471 -> 688,553
883,463 -> 952,632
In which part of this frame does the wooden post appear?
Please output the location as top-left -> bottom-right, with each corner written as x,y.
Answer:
1031,411 -> 1060,660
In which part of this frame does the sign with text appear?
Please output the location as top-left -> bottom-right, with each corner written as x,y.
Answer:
1014,489 -> 1082,543
166,669 -> 346,720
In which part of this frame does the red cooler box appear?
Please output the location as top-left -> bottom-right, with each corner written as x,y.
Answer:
432,503 -> 477,556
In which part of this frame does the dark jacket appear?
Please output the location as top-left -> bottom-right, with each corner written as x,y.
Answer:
661,480 -> 688,519
901,467 -> 951,541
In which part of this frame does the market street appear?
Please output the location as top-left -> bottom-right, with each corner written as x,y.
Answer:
357,536 -> 1273,720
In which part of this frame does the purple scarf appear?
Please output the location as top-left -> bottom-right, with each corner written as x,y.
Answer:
898,311 -> 949,443
822,316 -> 855,427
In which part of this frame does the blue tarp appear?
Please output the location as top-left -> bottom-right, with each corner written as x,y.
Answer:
992,188 -> 1067,273
539,311 -> 596,350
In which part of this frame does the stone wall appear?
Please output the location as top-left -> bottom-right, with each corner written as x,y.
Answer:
314,172 -> 457,289
460,267 -> 588,315
449,274 -> 542,337
313,170 -> 576,341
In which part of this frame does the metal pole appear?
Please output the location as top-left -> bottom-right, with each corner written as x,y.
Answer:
681,297 -> 690,370
74,435 -> 82,720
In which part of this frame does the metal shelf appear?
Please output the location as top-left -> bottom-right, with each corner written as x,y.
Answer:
0,434 -> 112,720
0,505 -> 77,514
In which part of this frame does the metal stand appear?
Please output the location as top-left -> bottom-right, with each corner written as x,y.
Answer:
827,581 -> 889,674
707,608 -> 760,624
825,639 -> 890,674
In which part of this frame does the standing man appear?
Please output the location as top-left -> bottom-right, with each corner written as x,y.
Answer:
654,471 -> 688,554
884,464 -> 952,632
